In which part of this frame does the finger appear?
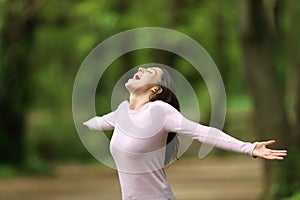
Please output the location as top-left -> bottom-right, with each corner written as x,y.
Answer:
271,153 -> 287,158
265,149 -> 287,156
263,150 -> 287,159
264,155 -> 285,160
263,140 -> 276,146
268,157 -> 284,160
271,151 -> 287,157
269,150 -> 288,157
270,149 -> 288,154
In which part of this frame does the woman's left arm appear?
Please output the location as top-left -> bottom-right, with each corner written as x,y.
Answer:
161,102 -> 287,159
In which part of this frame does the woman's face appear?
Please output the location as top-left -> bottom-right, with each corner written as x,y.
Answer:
125,67 -> 163,92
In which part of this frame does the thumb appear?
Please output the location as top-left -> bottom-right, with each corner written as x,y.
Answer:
263,140 -> 276,146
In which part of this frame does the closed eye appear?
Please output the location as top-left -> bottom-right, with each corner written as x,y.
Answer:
147,68 -> 157,75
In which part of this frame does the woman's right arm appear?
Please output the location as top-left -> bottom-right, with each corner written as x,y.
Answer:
83,112 -> 115,131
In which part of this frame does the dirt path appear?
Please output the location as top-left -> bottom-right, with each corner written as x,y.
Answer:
0,156 -> 263,200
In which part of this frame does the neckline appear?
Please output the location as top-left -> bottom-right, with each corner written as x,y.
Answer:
127,101 -> 152,113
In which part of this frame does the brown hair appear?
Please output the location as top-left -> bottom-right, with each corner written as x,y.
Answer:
149,67 -> 179,166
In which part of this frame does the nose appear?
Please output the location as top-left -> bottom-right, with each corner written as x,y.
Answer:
138,67 -> 145,73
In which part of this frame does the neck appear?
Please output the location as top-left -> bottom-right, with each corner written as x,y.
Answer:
128,92 -> 151,110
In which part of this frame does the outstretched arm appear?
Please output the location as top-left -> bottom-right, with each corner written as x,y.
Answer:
252,140 -> 287,160
159,101 -> 288,158
83,112 -> 115,131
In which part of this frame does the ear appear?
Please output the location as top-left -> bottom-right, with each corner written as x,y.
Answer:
150,87 -> 163,94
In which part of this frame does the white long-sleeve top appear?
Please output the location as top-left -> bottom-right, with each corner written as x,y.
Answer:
84,100 -> 256,200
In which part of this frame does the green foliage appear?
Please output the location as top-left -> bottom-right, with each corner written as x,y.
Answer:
0,1 -> 5,32
0,165 -> 19,178
283,192 -> 300,200
27,109 -> 91,162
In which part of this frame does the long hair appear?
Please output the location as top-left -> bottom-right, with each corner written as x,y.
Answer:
149,67 -> 180,166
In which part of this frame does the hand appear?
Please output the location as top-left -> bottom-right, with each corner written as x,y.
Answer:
252,140 -> 287,160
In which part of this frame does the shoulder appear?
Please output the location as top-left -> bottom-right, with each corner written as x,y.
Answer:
150,100 -> 179,113
109,100 -> 128,115
116,100 -> 129,109
151,100 -> 169,107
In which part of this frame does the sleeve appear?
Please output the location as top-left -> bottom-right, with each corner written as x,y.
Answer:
162,102 -> 256,156
83,112 -> 115,131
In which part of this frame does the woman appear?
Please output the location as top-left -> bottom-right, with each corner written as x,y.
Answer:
83,66 -> 287,200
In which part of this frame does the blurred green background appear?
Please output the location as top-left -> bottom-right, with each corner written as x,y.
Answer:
0,0 -> 299,199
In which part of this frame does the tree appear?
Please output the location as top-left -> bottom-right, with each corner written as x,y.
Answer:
0,0 -> 41,165
239,0 -> 300,199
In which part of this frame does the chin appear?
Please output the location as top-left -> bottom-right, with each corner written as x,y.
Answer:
125,82 -> 130,89
125,80 -> 135,92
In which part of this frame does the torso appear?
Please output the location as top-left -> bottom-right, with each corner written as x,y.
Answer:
110,101 -> 176,199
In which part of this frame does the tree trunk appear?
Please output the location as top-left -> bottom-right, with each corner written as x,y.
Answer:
275,0 -> 300,198
0,0 -> 37,165
239,0 -> 290,199
286,0 -> 300,147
